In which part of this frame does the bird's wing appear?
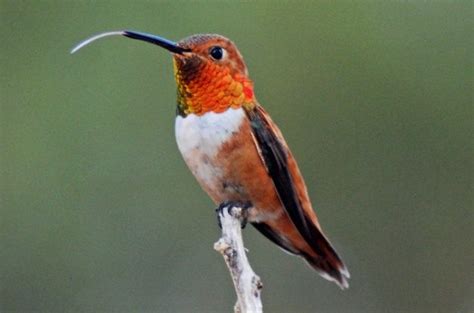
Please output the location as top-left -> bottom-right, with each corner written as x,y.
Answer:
246,104 -> 320,246
246,104 -> 349,288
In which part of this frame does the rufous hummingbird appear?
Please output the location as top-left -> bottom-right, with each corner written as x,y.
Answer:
72,30 -> 350,289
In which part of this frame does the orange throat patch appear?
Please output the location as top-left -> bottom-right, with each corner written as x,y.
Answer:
174,59 -> 255,116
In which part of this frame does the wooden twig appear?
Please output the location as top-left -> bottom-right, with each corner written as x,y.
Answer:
214,205 -> 263,313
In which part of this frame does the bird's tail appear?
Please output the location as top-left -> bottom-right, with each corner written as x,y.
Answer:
301,227 -> 350,289
252,220 -> 350,289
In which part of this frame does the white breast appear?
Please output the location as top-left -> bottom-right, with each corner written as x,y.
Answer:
175,108 -> 245,187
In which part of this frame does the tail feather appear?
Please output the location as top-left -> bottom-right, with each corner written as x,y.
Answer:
304,251 -> 350,289
252,221 -> 350,289
301,220 -> 350,289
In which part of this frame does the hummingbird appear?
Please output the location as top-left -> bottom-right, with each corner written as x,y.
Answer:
72,30 -> 350,289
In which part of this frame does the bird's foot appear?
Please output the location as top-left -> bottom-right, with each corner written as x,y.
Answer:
216,201 -> 251,229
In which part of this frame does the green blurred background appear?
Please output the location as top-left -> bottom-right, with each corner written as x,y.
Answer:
1,1 -> 472,312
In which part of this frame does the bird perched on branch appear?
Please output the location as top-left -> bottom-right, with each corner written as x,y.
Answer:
72,30 -> 350,289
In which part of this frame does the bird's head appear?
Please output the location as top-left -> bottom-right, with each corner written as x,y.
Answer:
71,30 -> 255,116
174,34 -> 254,116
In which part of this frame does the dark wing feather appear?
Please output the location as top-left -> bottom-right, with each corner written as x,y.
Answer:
246,105 -> 317,248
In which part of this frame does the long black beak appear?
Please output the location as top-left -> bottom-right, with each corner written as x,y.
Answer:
71,30 -> 190,54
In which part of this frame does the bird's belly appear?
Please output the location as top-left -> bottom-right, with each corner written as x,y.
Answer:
175,108 -> 282,221
175,108 -> 246,199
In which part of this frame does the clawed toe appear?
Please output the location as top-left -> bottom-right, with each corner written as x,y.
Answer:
215,201 -> 251,229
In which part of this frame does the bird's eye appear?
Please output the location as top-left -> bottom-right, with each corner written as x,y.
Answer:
209,46 -> 224,60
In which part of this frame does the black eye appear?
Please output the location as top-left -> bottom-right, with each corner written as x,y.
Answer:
210,46 -> 224,60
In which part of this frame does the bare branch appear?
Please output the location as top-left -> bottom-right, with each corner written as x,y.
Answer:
214,205 -> 263,313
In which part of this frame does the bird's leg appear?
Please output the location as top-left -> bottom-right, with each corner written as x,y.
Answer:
216,201 -> 252,229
